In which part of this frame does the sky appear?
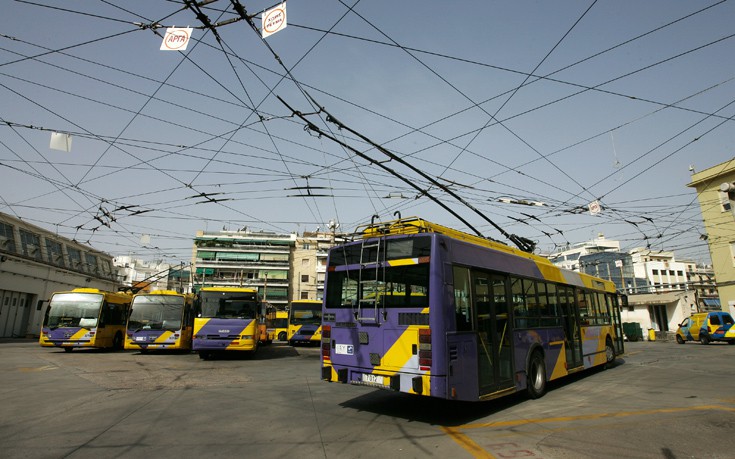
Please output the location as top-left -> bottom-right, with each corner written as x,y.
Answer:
1,0 -> 734,266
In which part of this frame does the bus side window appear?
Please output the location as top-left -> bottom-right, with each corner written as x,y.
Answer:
510,277 -> 527,329
453,266 -> 472,331
99,302 -> 108,327
577,290 -> 588,325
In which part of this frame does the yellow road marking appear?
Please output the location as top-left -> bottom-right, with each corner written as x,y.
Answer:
460,404 -> 735,430
18,365 -> 57,372
441,426 -> 496,459
442,404 -> 735,457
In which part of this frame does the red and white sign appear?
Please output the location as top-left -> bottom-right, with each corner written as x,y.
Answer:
262,3 -> 287,38
588,200 -> 601,215
160,27 -> 193,51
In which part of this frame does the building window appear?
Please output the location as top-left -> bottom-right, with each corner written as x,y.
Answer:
85,253 -> 99,274
67,247 -> 82,269
301,274 -> 309,283
0,222 -> 16,252
45,239 -> 65,267
19,229 -> 41,260
302,243 -> 310,250
300,291 -> 309,300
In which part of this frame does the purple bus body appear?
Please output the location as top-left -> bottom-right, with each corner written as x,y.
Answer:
192,318 -> 255,351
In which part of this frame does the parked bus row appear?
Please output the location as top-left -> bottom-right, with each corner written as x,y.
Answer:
39,215 -> 625,403
39,287 -> 322,358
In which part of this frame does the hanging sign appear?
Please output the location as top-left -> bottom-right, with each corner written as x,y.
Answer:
262,3 -> 287,38
50,132 -> 72,152
160,27 -> 193,51
588,200 -> 601,215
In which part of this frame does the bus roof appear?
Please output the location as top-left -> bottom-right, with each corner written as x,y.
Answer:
357,216 -> 616,293
199,287 -> 258,293
134,290 -> 194,300
139,290 -> 183,296
290,299 -> 322,304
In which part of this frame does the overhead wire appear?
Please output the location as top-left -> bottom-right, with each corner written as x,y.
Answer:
2,0 -> 732,264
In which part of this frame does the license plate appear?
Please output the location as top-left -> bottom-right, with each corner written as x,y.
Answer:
135,336 -> 147,342
361,373 -> 384,385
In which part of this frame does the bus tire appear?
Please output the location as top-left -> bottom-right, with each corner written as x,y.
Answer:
604,337 -> 616,369
198,351 -> 210,360
700,334 -> 710,345
63,347 -> 73,353
278,331 -> 287,341
676,335 -> 685,344
527,351 -> 547,399
112,332 -> 124,351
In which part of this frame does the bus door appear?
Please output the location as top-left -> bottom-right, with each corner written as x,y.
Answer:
473,271 -> 514,396
560,286 -> 583,370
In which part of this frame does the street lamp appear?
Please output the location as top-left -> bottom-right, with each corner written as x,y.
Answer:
327,219 -> 340,244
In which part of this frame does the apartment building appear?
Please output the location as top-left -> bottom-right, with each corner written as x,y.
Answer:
688,159 -> 735,314
291,231 -> 333,303
192,228 -> 296,309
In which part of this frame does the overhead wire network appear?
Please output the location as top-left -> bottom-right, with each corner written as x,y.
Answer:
0,0 -> 733,263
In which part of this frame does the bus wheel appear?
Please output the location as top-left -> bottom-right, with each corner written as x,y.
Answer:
700,334 -> 710,345
63,347 -> 73,353
527,351 -> 546,399
278,332 -> 287,341
604,338 -> 616,369
199,351 -> 211,360
112,332 -> 124,351
676,335 -> 685,344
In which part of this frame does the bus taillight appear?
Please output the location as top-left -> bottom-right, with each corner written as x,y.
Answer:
418,328 -> 431,370
321,325 -> 331,359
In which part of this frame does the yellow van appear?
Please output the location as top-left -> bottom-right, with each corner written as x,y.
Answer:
676,312 -> 735,345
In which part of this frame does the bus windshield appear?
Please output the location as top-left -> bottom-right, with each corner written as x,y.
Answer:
200,292 -> 259,319
129,295 -> 185,331
325,264 -> 429,309
46,293 -> 103,328
290,303 -> 322,325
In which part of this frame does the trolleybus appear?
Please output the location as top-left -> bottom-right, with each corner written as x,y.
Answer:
40,288 -> 132,352
266,309 -> 289,342
125,290 -> 195,352
321,217 -> 624,401
193,286 -> 263,359
288,299 -> 323,345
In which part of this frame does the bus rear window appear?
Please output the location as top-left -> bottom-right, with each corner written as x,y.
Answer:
328,235 -> 431,266
325,263 -> 429,309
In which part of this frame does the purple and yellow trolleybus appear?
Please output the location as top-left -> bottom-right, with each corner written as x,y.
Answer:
193,286 -> 263,359
321,217 -> 624,401
125,290 -> 195,352
40,288 -> 132,352
287,299 -> 323,345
